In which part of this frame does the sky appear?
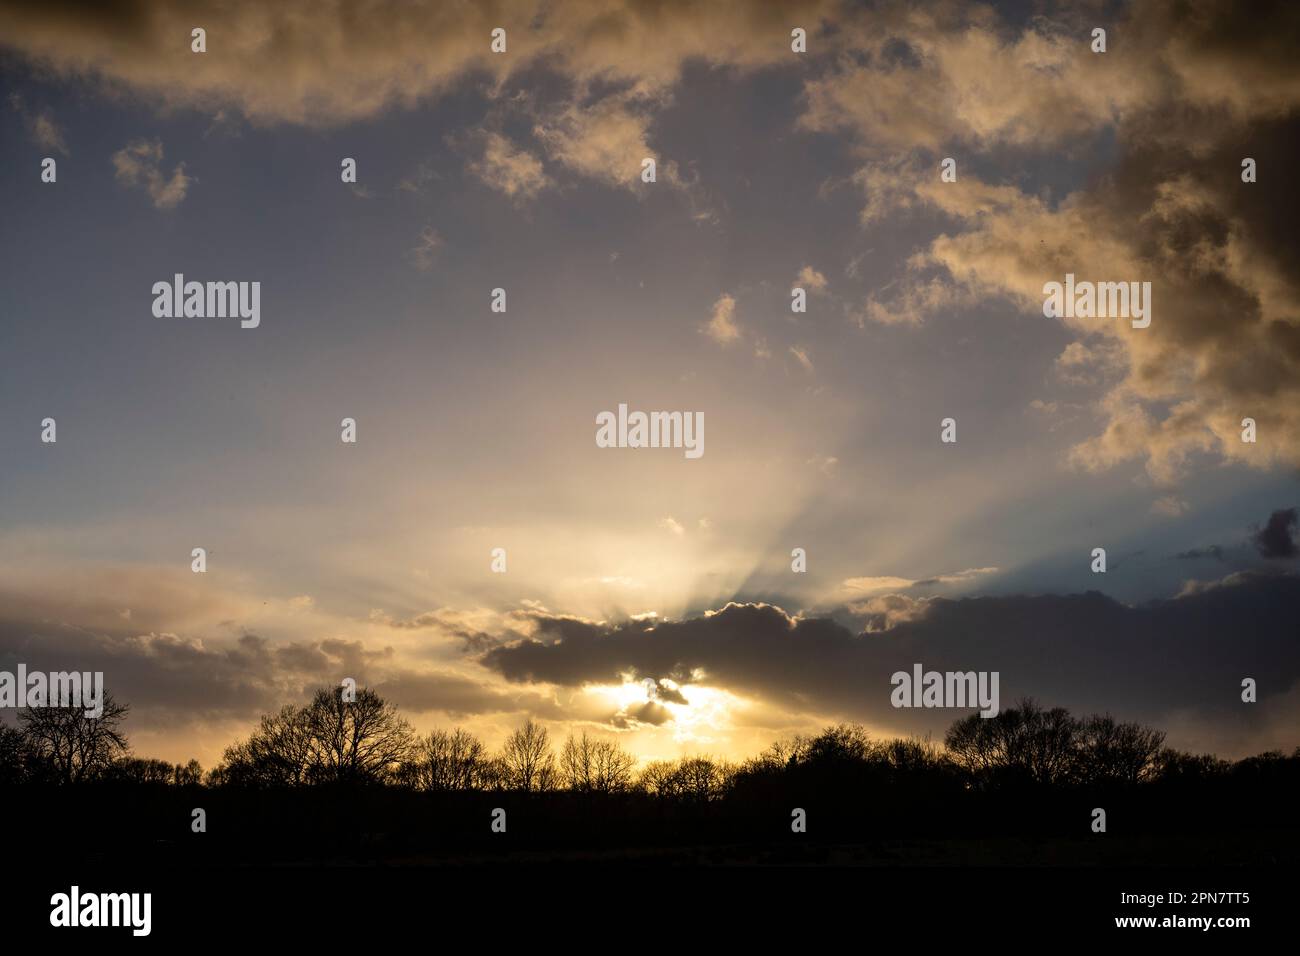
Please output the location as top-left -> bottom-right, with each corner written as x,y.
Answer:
1,0 -> 1298,767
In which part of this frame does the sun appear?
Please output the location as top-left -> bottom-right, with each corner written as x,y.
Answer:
584,674 -> 745,746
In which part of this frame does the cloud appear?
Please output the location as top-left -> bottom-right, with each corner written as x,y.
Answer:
533,90 -> 678,192
0,565 -> 586,759
1169,508 -> 1300,567
845,593 -> 932,632
0,0 -> 807,242
370,670 -> 556,719
843,567 -> 999,593
2,555 -> 1297,761
806,455 -> 838,476
0,0 -> 830,126
842,576 -> 914,594
482,574 -> 1300,756
31,114 -> 67,153
859,143 -> 1300,482
862,274 -> 971,327
369,606 -> 516,653
0,0 -> 516,127
1152,496 -> 1190,518
1054,339 -> 1126,387
647,678 -> 689,706
703,293 -> 740,345
111,139 -> 191,208
0,606 -> 561,757
534,106 -> 634,184
788,345 -> 814,374
0,617 -> 386,723
1253,508 -> 1299,559
610,700 -> 672,729
397,161 -> 439,194
0,0 -> 813,210
8,93 -> 69,154
1176,545 -> 1226,562
911,567 -> 1001,587
7,93 -> 69,154
657,516 -> 685,537
468,131 -> 550,201
802,2 -> 1300,156
406,225 -> 444,271
788,1 -> 1300,482
795,265 -> 828,294
800,12 -> 1141,154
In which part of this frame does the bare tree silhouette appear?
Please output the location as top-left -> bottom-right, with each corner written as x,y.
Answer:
218,703 -> 315,787
1074,714 -> 1166,785
217,686 -> 414,786
561,731 -> 636,794
407,727 -> 489,791
0,724 -> 49,785
301,686 -> 415,784
102,757 -> 177,784
637,759 -> 682,797
18,691 -> 129,784
945,698 -> 1079,787
501,719 -> 555,792
673,756 -> 733,803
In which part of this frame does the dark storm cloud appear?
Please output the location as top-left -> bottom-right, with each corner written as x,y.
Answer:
1253,508 -> 1299,559
375,610 -> 499,653
0,616 -> 385,719
371,671 -> 564,719
483,572 -> 1300,744
610,701 -> 672,729
0,615 -> 530,727
1172,507 -> 1300,563
649,679 -> 689,705
1175,545 -> 1226,561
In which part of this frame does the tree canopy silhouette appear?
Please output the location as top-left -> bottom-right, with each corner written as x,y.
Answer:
17,690 -> 129,784
217,686 -> 414,786
944,698 -> 1165,788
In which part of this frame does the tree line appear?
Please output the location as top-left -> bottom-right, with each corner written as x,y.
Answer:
2,685 -> 1295,796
